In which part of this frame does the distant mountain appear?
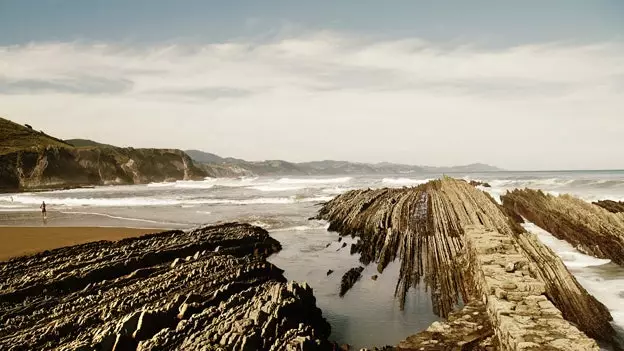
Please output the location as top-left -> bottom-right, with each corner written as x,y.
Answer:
185,149 -> 503,176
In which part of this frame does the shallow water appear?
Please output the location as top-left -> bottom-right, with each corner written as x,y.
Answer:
1,171 -> 624,347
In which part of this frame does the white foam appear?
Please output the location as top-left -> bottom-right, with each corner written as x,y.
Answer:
2,193 -> 332,208
381,178 -> 432,186
147,182 -> 176,188
522,222 -> 611,268
59,211 -> 189,226
322,187 -> 353,195
248,185 -> 306,192
275,177 -> 352,185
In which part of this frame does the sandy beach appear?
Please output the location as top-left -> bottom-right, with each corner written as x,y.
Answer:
0,226 -> 161,261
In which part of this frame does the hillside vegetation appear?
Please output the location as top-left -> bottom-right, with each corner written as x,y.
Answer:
0,117 -> 206,192
0,118 -> 71,154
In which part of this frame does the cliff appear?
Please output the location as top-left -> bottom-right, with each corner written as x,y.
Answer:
0,118 -> 207,192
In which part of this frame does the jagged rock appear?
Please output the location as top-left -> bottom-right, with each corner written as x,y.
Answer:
0,223 -> 331,350
464,225 -> 598,350
327,270 -> 334,276
316,177 -> 616,346
594,200 -> 624,214
396,301 -> 497,350
502,189 -> 624,265
339,267 -> 364,297
469,180 -> 491,188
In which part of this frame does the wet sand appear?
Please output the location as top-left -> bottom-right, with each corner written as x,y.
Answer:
0,226 -> 161,261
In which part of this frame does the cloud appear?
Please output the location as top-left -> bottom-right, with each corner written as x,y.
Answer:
0,33 -> 622,170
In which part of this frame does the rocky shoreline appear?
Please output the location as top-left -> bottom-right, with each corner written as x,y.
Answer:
0,223 -> 331,350
502,189 -> 624,265
1,178 -> 623,350
315,177 -> 618,349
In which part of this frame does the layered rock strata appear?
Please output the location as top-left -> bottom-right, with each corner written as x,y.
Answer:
593,200 -> 624,214
502,189 -> 624,265
396,301 -> 497,350
0,223 -> 331,350
316,178 -> 615,345
464,225 -> 598,350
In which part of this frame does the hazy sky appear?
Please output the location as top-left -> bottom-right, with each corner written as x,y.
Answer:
1,1 -> 623,170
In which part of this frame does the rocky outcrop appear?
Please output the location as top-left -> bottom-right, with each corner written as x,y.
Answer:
339,267 -> 364,297
396,301 -> 497,350
464,225 -> 598,350
469,180 -> 491,188
0,146 -> 207,192
594,199 -> 624,214
316,178 -> 616,346
0,223 -> 331,350
502,189 -> 624,265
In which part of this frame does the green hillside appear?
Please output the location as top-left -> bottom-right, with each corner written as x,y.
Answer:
0,118 -> 71,154
65,138 -> 115,148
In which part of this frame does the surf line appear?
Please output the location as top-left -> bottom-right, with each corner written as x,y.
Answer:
60,211 -> 191,227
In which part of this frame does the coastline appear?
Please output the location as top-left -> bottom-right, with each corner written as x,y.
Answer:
0,226 -> 162,261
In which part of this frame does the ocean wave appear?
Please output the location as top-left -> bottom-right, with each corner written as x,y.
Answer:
321,187 -> 353,195
522,222 -> 611,268
3,194 -> 332,208
59,211 -> 190,226
248,185 -> 307,192
381,178 -> 432,186
488,178 -> 624,189
275,177 -> 352,185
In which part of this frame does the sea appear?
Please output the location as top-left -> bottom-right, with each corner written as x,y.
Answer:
1,170 -> 624,348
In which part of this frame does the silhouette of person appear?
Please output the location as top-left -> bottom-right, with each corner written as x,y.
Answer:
40,201 -> 47,221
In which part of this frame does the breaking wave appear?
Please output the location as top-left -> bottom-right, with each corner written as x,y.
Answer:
381,178 -> 432,186
1,194 -> 332,208
275,177 -> 352,185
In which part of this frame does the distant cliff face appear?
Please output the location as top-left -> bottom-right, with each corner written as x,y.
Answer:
0,117 -> 210,192
0,146 -> 206,192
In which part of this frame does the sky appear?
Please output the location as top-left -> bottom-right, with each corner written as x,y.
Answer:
0,1 -> 623,170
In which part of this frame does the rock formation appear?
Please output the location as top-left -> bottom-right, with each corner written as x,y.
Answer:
395,301 -> 496,350
0,117 -> 207,192
339,267 -> 364,297
469,180 -> 491,188
502,189 -> 624,265
316,177 -> 616,346
593,199 -> 624,214
0,223 -> 331,350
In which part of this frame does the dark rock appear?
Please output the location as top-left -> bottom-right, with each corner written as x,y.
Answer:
327,270 -> 334,276
0,223 -> 331,350
339,267 -> 364,297
371,275 -> 378,281
468,180 -> 491,188
594,200 -> 624,214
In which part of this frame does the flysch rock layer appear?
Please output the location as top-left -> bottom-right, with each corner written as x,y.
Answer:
395,301 -> 497,350
465,225 -> 598,351
316,177 -> 616,347
593,200 -> 624,214
0,223 -> 331,351
502,189 -> 624,265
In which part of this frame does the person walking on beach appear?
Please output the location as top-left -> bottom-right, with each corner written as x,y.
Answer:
40,201 -> 47,220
